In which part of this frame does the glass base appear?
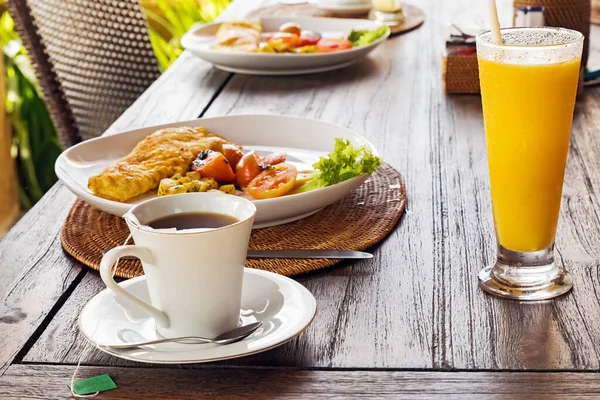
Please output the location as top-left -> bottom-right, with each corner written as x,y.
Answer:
478,245 -> 573,301
368,9 -> 405,24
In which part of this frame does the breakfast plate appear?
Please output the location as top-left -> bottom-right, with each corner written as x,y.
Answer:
180,17 -> 389,75
55,115 -> 378,228
79,268 -> 317,364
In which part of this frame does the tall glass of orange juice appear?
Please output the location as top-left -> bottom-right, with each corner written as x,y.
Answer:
476,27 -> 583,301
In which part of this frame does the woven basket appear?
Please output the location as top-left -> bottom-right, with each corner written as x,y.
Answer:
593,0 -> 600,25
442,53 -> 480,94
514,0 -> 591,66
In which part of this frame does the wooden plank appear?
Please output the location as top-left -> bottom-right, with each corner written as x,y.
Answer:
3,365 -> 600,399
0,184 -> 81,377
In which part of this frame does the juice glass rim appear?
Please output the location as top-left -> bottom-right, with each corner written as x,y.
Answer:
476,27 -> 584,51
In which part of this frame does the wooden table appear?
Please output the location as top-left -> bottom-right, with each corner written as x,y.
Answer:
3,0 -> 600,398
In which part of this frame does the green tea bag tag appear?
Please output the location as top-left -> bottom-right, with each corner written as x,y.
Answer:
70,374 -> 117,396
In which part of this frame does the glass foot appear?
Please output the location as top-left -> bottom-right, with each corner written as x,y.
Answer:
478,246 -> 573,301
368,9 -> 405,24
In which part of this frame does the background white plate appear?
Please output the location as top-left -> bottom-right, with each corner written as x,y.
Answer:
55,115 -> 378,228
181,17 -> 389,75
79,268 -> 317,364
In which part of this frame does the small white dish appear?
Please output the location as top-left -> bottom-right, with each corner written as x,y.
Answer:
181,17 -> 389,76
55,114 -> 378,228
79,268 -> 317,364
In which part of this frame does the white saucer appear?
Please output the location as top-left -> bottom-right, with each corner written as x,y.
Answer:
79,268 -> 316,364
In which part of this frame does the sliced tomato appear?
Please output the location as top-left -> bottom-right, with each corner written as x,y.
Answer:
262,152 -> 286,166
298,31 -> 321,47
221,144 -> 243,170
268,32 -> 300,48
246,164 -> 297,199
293,170 -> 314,189
316,39 -> 352,52
236,151 -> 264,188
191,150 -> 235,183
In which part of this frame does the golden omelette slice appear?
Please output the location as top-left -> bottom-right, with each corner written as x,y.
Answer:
88,127 -> 233,202
211,20 -> 262,52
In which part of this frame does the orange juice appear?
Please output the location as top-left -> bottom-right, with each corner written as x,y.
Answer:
478,57 -> 581,252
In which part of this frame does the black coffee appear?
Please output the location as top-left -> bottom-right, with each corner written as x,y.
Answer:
148,212 -> 238,230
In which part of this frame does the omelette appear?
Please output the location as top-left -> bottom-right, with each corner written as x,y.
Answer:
211,20 -> 262,52
88,127 -> 232,202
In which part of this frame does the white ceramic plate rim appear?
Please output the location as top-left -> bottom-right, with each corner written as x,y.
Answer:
181,17 -> 390,58
78,268 -> 317,364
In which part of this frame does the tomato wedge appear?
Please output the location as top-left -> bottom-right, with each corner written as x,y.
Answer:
246,164 -> 297,199
316,39 -> 352,52
236,151 -> 264,188
222,144 -> 243,170
298,31 -> 321,47
191,150 -> 235,183
262,152 -> 286,166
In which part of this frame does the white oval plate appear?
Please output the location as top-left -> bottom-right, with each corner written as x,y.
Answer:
55,115 -> 377,228
79,268 -> 317,364
181,17 -> 389,76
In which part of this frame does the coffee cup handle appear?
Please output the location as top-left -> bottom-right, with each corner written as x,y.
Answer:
100,245 -> 170,328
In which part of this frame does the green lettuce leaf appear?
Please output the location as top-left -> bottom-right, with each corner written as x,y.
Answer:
295,138 -> 381,193
347,25 -> 389,47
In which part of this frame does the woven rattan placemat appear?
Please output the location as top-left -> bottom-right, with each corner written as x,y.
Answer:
246,3 -> 425,35
61,163 -> 406,278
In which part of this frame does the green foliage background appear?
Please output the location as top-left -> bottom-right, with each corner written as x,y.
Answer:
0,0 -> 229,209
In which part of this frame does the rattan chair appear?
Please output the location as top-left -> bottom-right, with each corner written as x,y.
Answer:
7,0 -> 161,147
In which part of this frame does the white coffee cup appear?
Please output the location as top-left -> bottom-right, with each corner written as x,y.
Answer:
100,192 -> 256,338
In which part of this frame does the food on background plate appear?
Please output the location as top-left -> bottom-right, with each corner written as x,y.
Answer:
347,26 -> 389,47
211,20 -> 388,54
88,125 -> 381,203
87,127 -> 234,202
211,20 -> 262,52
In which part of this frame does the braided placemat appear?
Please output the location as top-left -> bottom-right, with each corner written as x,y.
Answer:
246,3 -> 425,36
61,163 -> 406,278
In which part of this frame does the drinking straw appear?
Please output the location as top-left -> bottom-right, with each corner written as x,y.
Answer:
489,0 -> 502,45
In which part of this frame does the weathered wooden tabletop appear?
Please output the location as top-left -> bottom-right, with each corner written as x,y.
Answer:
3,0 -> 600,398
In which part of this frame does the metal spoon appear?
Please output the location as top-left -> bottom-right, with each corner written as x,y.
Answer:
101,321 -> 263,350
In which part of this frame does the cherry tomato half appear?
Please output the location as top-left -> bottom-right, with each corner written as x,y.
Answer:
191,150 -> 235,183
246,164 -> 297,199
316,39 -> 352,52
236,151 -> 264,188
262,152 -> 286,166
298,31 -> 321,46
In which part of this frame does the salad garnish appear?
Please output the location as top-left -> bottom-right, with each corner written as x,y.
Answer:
295,138 -> 382,193
347,26 -> 390,47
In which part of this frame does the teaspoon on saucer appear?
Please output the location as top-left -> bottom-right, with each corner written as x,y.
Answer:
101,321 -> 263,350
